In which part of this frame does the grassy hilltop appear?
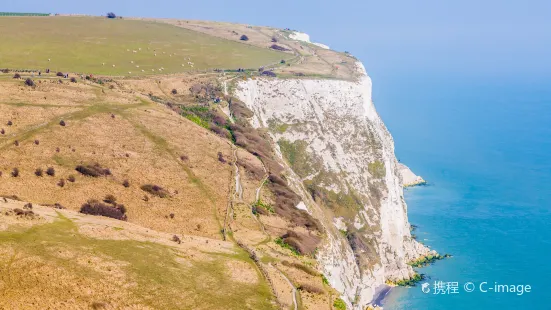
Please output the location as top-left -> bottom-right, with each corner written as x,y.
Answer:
0,15 -> 348,310
0,16 -> 287,75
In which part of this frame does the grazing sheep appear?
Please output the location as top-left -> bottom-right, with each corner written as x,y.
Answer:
139,48 -> 142,51
127,49 -> 130,51
136,65 -> 139,68
154,53 -> 157,56
102,63 -> 105,66
151,69 -> 155,72
142,70 -> 145,72
131,61 -> 134,64
181,64 -> 185,67
112,64 -> 116,67
48,58 -> 51,61
128,71 -> 132,74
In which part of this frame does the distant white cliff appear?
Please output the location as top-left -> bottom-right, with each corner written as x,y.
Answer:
235,61 -> 429,309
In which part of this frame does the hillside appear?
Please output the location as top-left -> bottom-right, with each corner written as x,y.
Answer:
0,16 -> 286,75
0,15 -> 427,310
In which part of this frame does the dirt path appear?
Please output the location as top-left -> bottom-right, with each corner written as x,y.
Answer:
271,263 -> 298,310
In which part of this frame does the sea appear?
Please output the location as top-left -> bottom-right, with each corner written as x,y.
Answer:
373,73 -> 551,310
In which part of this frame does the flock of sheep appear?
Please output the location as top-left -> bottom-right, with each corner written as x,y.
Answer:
98,47 -> 195,75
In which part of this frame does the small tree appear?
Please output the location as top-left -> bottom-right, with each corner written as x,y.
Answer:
240,35 -> 249,41
46,167 -> 55,176
106,12 -> 117,19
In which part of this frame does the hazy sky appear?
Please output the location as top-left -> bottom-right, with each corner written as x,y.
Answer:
3,0 -> 550,78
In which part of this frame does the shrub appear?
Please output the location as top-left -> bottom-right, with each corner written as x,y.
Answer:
333,298 -> 347,310
171,235 -> 181,244
280,59 -> 286,64
179,155 -> 189,161
169,213 -> 175,219
106,12 -> 117,19
24,203 -> 33,210
270,44 -> 291,51
122,179 -> 130,188
35,168 -> 43,177
0,129 -> 4,134
11,168 -> 19,177
56,72 -> 64,77
7,120 -> 12,126
53,203 -> 66,209
217,152 -> 226,163
140,184 -> 170,198
14,140 -> 19,146
171,88 -> 178,95
46,167 -> 55,176
70,77 -> 77,83
261,71 -> 277,77
297,283 -> 324,294
240,35 -> 249,41
34,139 -> 39,145
57,179 -> 65,187
25,78 -> 35,87
75,163 -> 111,177
13,73 -> 20,79
67,175 -> 76,182
80,199 -> 127,221
271,37 -> 278,42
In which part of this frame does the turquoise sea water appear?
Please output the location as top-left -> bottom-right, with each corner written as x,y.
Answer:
374,74 -> 551,310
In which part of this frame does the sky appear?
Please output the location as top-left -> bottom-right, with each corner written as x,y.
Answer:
3,0 -> 551,79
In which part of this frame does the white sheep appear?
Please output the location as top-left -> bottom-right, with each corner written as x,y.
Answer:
128,71 -> 132,74
127,49 -> 130,52
130,61 -> 134,64
142,69 -> 145,72
112,64 -> 116,67
139,48 -> 142,51
48,58 -> 51,61
136,65 -> 140,68
154,53 -> 157,56
102,63 -> 105,66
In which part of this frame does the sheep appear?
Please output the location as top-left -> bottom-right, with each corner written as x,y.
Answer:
133,50 -> 137,53
127,49 -> 130,52
151,69 -> 155,72
136,65 -> 140,68
48,58 -> 51,61
139,48 -> 142,51
131,61 -> 134,64
181,64 -> 185,67
128,71 -> 132,74
112,64 -> 116,67
154,53 -> 157,56
142,69 -> 145,72
102,62 -> 105,66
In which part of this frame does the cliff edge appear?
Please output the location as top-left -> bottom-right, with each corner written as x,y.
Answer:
235,61 -> 430,309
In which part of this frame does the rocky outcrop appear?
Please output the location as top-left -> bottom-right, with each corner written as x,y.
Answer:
398,163 -> 427,187
235,62 -> 430,309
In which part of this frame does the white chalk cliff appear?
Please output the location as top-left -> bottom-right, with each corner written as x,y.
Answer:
235,62 -> 430,309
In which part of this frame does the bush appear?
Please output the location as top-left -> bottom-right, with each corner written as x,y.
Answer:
0,129 -> 4,135
13,73 -> 20,79
75,163 -> 111,177
57,179 -> 65,187
56,72 -> 64,77
24,203 -> 33,210
271,37 -> 278,42
106,12 -> 117,19
171,235 -> 181,244
140,184 -> 170,198
34,139 -> 39,145
270,44 -> 291,52
7,120 -> 12,126
11,168 -> 19,177
80,199 -> 127,221
14,140 -> 19,146
70,77 -> 77,83
122,179 -> 130,187
171,88 -> 178,95
67,175 -> 76,182
297,283 -> 324,294
46,167 -> 55,176
240,35 -> 249,41
25,78 -> 35,87
333,298 -> 347,310
261,71 -> 277,77
217,152 -> 226,163
35,168 -> 43,177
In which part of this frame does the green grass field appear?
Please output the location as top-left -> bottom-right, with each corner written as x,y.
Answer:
0,16 -> 288,76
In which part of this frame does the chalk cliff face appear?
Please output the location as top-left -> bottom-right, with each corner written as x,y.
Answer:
235,62 -> 430,309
